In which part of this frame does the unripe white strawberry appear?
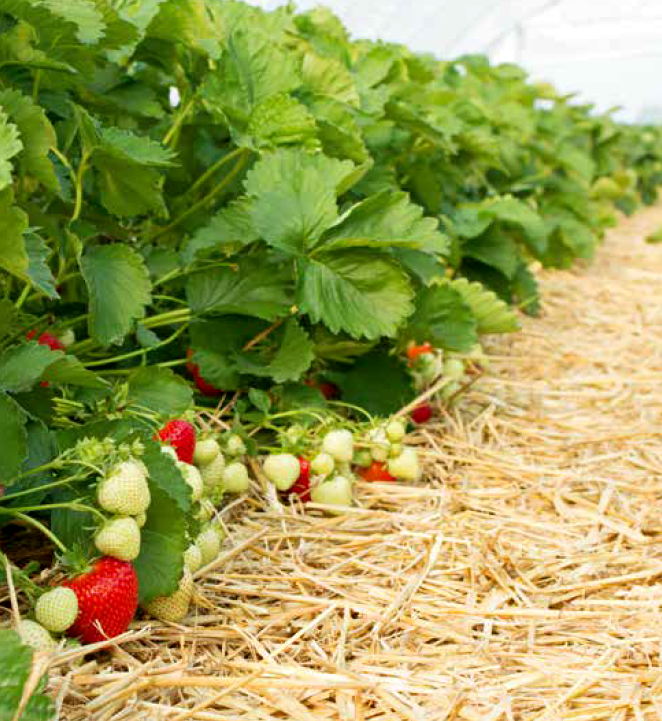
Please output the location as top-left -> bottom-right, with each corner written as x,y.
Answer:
97,460 -> 150,516
310,475 -> 353,514
183,544 -> 203,573
58,328 -> 76,348
322,429 -> 354,462
143,570 -> 193,622
368,428 -> 389,462
385,419 -> 406,442
389,442 -> 403,458
35,587 -> 78,633
225,434 -> 246,456
222,462 -> 250,493
311,452 -> 335,476
387,447 -> 421,481
193,438 -> 220,467
17,620 -> 56,652
177,462 -> 203,502
135,512 -> 147,528
196,526 -> 222,565
263,453 -> 300,490
443,358 -> 465,381
195,498 -> 215,522
353,450 -> 373,468
440,380 -> 461,401
95,517 -> 141,561
200,452 -> 225,491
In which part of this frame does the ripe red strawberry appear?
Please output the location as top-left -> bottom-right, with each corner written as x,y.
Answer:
63,557 -> 138,645
186,349 -> 223,397
411,403 -> 433,424
304,378 -> 340,400
26,330 -> 65,352
287,457 -> 311,502
406,342 -> 433,363
157,420 -> 196,464
27,330 -> 66,387
358,461 -> 396,482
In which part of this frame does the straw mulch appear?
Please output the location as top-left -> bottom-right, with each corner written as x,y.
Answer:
14,205 -> 662,719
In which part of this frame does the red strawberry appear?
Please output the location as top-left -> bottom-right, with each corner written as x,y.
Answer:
406,342 -> 433,363
287,457 -> 311,502
157,420 -> 196,464
304,378 -> 340,400
186,349 -> 223,397
63,557 -> 138,645
359,461 -> 396,482
26,330 -> 65,352
411,403 -> 433,424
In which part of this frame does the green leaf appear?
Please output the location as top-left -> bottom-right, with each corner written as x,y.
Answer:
446,277 -> 520,334
323,190 -> 449,254
0,341 -> 105,392
244,149 -> 350,255
41,355 -> 106,388
91,127 -> 175,218
0,107 -> 22,190
183,198 -> 260,263
335,350 -> 414,417
141,442 -> 192,514
301,51 -> 359,105
0,392 -> 28,485
127,366 -> 193,417
248,388 -> 271,414
134,483 -> 187,604
463,229 -> 520,279
0,89 -> 57,190
512,262 -> 541,316
0,342 -> 60,393
186,258 -> 292,321
279,383 -> 326,411
188,317 -> 265,390
146,0 -> 224,57
201,28 -> 300,127
25,233 -> 58,299
241,94 -> 319,150
299,250 -> 414,340
392,248 -> 446,285
405,284 -> 478,352
235,318 -> 315,383
0,629 -> 56,721
0,189 -> 29,278
0,299 -> 16,340
80,244 -> 152,346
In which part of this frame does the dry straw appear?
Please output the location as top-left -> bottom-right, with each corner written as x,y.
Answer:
4,205 -> 662,719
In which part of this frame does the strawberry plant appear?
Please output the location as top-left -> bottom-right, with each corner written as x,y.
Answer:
0,1 -> 662,714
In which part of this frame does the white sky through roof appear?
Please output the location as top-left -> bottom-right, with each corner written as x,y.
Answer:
248,0 -> 662,121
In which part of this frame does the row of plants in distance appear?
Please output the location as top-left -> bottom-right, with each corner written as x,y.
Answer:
1,0 -> 662,716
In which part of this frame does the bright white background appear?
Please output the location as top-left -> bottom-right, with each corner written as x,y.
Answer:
248,0 -> 662,122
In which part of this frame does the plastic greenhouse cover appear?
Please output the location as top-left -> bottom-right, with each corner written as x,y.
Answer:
247,0 -> 662,122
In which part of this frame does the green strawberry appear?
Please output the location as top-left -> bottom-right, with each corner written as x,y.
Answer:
135,512 -> 147,528
196,526 -> 222,566
225,433 -> 246,456
98,460 -> 150,516
18,620 -> 56,651
178,462 -> 203,502
143,570 -> 193,622
200,452 -> 225,491
95,517 -> 141,561
183,544 -> 203,573
222,462 -> 250,493
35,587 -> 78,633
193,438 -> 221,467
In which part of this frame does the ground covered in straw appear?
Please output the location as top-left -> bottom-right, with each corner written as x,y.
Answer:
34,205 -> 662,718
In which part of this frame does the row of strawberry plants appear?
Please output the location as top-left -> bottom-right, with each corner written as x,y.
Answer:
1,0 -> 662,713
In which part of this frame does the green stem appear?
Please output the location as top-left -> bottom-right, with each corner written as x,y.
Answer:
1,459 -> 63,491
181,147 -> 245,202
163,97 -> 196,147
14,283 -> 31,310
71,151 -> 91,223
84,324 -> 187,367
141,307 -> 191,329
148,150 -> 250,241
11,512 -> 67,554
